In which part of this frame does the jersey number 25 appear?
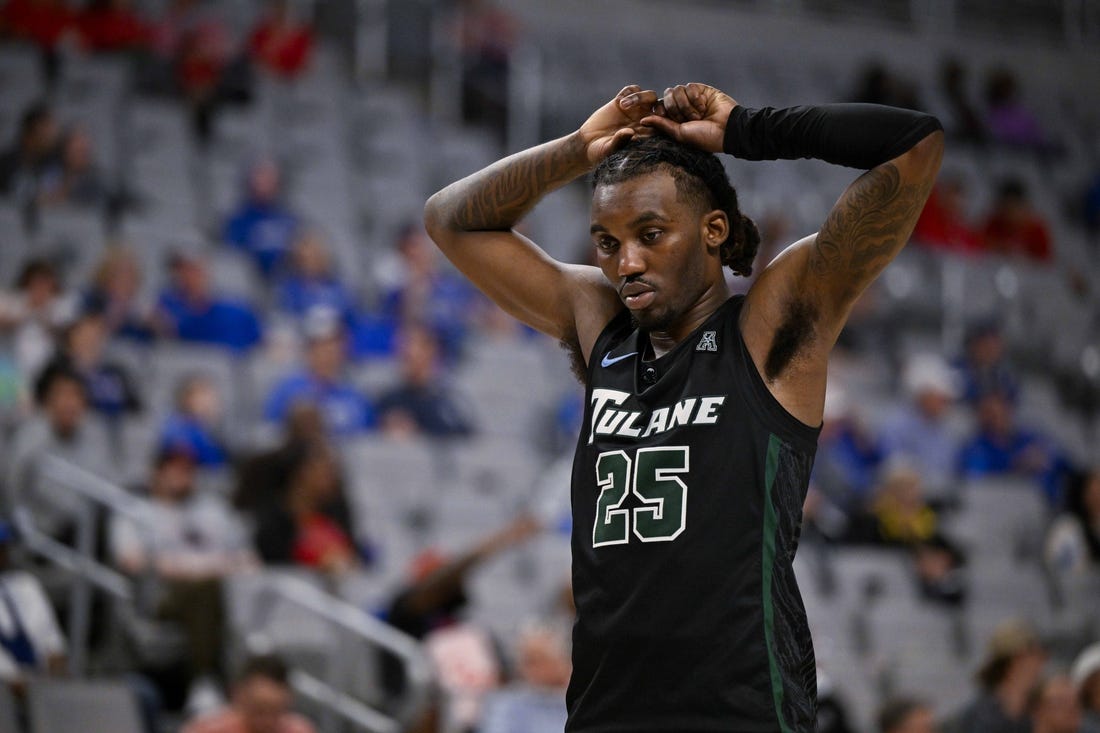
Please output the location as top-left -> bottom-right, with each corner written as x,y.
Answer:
593,446 -> 688,547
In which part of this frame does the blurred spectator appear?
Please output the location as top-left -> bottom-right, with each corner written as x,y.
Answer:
5,362 -> 113,536
174,6 -> 238,144
911,175 -> 984,255
0,258 -> 79,391
984,68 -> 1047,149
956,319 -> 1019,404
377,324 -> 475,439
0,519 -> 67,694
263,315 -> 374,437
913,534 -> 967,607
234,402 -> 324,515
1029,674 -> 1083,733
0,101 -> 59,199
158,374 -> 230,468
156,250 -> 263,355
951,620 -> 1046,733
877,697 -> 939,733
47,309 -> 142,419
982,179 -> 1054,262
862,461 -> 938,545
274,230 -> 356,324
850,61 -> 920,109
382,516 -> 540,725
377,222 -> 478,360
83,246 -> 156,342
182,653 -> 317,733
939,58 -> 986,144
1045,468 -> 1100,575
247,0 -> 314,81
805,386 -> 884,539
223,158 -> 299,280
253,443 -> 363,573
480,624 -> 570,733
0,0 -> 75,81
879,354 -> 963,502
77,0 -> 149,53
111,447 -> 255,714
455,0 -> 518,137
1072,644 -> 1100,732
36,125 -> 110,209
957,390 -> 1070,504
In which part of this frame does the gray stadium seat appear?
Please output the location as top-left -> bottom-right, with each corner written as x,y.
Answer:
27,678 -> 143,733
0,681 -> 20,733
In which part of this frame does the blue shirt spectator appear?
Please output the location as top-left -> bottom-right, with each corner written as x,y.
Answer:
158,413 -> 228,467
377,325 -> 474,439
274,231 -> 357,326
957,320 -> 1019,404
264,319 -> 374,437
223,158 -> 299,278
957,391 -> 1072,504
157,252 -> 263,355
879,354 -> 963,501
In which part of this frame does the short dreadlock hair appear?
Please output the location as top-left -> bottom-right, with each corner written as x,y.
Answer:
592,135 -> 761,277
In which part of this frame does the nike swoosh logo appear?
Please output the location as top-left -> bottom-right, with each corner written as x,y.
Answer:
601,351 -> 638,367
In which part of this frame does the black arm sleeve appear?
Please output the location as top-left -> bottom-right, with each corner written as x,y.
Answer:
723,104 -> 942,170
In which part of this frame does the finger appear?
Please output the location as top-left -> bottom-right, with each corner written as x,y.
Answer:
608,127 -> 636,152
686,83 -> 709,114
616,84 -> 642,99
619,89 -> 658,110
638,114 -> 681,140
661,88 -> 687,123
669,85 -> 698,120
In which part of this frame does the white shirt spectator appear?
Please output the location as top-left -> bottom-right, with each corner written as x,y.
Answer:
0,570 -> 66,683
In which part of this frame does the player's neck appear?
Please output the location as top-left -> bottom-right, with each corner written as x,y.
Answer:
647,283 -> 731,359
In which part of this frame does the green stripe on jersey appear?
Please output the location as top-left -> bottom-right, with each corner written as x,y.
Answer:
761,433 -> 793,733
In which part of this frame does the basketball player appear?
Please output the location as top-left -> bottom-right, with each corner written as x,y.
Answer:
424,83 -> 943,731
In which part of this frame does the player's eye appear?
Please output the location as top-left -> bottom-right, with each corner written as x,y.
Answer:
640,229 -> 662,243
595,236 -> 619,252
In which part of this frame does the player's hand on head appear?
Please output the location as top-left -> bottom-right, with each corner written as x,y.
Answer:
578,85 -> 660,164
641,83 -> 738,154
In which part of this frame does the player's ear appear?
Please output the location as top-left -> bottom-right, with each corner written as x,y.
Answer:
702,210 -> 729,253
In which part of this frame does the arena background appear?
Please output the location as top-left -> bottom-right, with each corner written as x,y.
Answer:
0,0 -> 1098,731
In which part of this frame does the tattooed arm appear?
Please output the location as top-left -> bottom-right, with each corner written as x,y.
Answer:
645,84 -> 943,425
424,86 -> 658,361
741,126 -> 943,425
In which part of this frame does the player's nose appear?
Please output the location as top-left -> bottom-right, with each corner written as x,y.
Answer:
616,241 -> 646,278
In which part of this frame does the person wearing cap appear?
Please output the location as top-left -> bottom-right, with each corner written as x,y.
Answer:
156,250 -> 263,355
950,619 -> 1048,733
879,353 -> 963,504
263,311 -> 376,438
111,447 -> 257,715
1072,643 -> 1100,732
1028,674 -> 1084,733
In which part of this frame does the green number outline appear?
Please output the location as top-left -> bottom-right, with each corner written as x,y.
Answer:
592,446 -> 689,547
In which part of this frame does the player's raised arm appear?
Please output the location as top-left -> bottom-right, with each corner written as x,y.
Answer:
423,86 -> 659,359
644,83 -> 943,425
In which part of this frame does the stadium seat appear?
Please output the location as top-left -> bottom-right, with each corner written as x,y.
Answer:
27,678 -> 143,733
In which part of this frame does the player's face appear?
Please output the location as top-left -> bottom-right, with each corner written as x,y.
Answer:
591,171 -> 722,333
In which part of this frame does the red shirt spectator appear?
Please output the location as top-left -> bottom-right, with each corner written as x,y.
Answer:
77,0 -> 150,52
913,177 -> 984,254
1,0 -> 74,49
982,179 -> 1053,262
247,0 -> 313,80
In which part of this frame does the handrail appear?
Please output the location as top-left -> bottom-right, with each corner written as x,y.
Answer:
248,574 -> 434,733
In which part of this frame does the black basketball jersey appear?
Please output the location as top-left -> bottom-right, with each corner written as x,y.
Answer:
566,295 -> 821,733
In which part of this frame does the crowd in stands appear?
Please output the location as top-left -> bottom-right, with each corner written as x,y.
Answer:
0,1 -> 1098,732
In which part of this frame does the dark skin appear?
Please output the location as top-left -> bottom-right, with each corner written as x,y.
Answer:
424,83 -> 943,426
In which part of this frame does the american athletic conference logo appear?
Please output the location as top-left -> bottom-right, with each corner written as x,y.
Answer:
696,330 -> 718,352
